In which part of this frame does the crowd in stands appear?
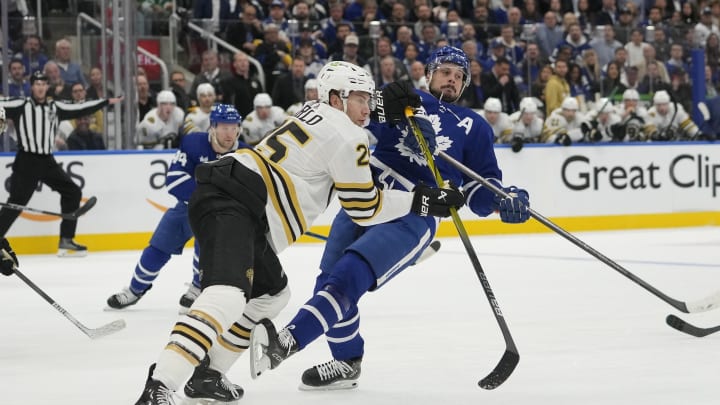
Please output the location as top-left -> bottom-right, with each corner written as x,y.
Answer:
3,0 -> 720,151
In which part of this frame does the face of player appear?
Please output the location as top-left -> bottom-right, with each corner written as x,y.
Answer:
158,103 -> 175,120
656,103 -> 669,115
428,63 -> 465,101
256,106 -> 271,120
562,109 -> 576,121
484,111 -> 499,124
521,112 -> 534,125
198,92 -> 216,109
344,91 -> 371,127
212,122 -> 239,152
624,99 -> 638,111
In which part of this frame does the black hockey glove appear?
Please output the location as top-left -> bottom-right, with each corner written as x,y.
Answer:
0,238 -> 18,276
370,81 -> 421,124
403,114 -> 437,154
493,186 -> 530,224
555,133 -> 572,146
411,183 -> 465,218
511,135 -> 524,153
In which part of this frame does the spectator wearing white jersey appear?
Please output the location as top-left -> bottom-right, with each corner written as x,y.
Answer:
241,93 -> 287,145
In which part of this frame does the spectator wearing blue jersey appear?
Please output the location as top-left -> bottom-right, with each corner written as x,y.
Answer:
106,104 -> 242,312
250,46 -> 532,391
7,59 -> 30,98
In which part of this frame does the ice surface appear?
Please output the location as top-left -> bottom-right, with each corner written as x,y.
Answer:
2,227 -> 719,404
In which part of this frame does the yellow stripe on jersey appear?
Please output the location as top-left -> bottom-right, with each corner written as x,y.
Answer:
235,150 -> 307,245
335,181 -> 385,222
339,192 -> 380,210
334,181 -> 376,191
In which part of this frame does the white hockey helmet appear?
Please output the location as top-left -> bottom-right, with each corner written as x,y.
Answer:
196,83 -> 215,98
157,90 -> 177,104
653,90 -> 671,105
484,97 -> 502,112
519,97 -> 537,114
622,89 -> 640,101
304,79 -> 318,90
254,93 -> 273,108
596,98 -> 613,113
316,61 -> 375,104
561,97 -> 579,111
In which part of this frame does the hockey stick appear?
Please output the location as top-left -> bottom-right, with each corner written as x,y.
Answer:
437,151 -> 720,314
305,231 -> 442,264
405,108 -> 519,390
4,251 -> 126,339
0,196 -> 98,220
304,231 -> 328,241
666,314 -> 720,338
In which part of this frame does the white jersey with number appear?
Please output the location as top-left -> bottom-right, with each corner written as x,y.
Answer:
647,104 -> 699,139
232,101 -> 413,253
240,106 -> 287,145
541,108 -> 586,143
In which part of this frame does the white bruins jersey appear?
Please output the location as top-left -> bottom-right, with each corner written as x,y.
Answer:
241,106 -> 287,145
478,110 -> 512,142
232,101 -> 413,253
647,104 -> 699,139
136,106 -> 185,149
541,108 -> 586,143
583,109 -> 623,142
183,107 -> 211,134
504,112 -> 543,143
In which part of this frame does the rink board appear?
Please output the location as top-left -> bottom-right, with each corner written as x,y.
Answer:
2,142 -> 719,253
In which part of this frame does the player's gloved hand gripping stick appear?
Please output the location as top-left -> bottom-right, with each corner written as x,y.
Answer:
404,107 -> 519,390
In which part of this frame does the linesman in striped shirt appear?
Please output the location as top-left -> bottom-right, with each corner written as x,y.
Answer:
0,71 -> 122,257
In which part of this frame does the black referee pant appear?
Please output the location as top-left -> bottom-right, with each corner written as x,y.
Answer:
0,151 -> 82,239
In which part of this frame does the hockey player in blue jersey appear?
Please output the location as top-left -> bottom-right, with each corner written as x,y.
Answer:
106,104 -> 243,312
249,46 -> 532,390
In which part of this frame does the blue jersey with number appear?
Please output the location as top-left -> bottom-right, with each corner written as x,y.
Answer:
369,90 -> 503,217
166,133 -> 243,202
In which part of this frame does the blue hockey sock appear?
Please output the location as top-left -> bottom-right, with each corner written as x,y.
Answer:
326,306 -> 365,360
129,245 -> 171,294
287,252 -> 374,350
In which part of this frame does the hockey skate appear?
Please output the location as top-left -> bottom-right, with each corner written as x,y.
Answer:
183,357 -> 243,404
249,319 -> 298,379
178,284 -> 201,314
106,286 -> 150,309
299,357 -> 362,391
135,364 -> 177,405
57,237 -> 87,258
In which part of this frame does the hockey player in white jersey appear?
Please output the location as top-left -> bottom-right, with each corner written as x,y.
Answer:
541,96 -> 586,145
240,93 -> 287,145
479,97 -> 512,142
286,79 -> 319,116
182,83 -> 216,135
646,90 -> 701,141
134,61 -> 463,405
614,89 -> 652,141
503,97 -> 543,151
136,90 -> 185,149
580,97 -> 624,142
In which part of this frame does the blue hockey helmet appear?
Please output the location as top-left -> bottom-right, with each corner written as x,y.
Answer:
425,46 -> 471,90
210,104 -> 242,126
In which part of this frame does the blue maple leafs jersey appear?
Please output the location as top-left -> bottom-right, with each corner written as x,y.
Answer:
369,90 -> 503,217
165,132 -> 241,202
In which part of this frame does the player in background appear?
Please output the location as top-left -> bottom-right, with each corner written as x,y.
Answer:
541,96 -> 586,145
503,97 -> 544,152
478,97 -> 512,142
240,93 -> 286,145
134,61 -> 463,404
182,83 -> 216,135
107,105 -> 242,313
249,46 -> 532,391
286,79 -> 319,116
0,238 -> 18,277
614,89 -> 652,141
136,90 -> 186,149
646,90 -> 701,141
580,98 -> 624,142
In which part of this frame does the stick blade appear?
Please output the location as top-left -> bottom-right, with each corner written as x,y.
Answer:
85,319 -> 126,339
665,315 -> 719,338
478,349 -> 519,390
74,196 -> 98,218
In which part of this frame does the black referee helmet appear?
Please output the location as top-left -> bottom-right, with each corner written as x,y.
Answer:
30,71 -> 49,85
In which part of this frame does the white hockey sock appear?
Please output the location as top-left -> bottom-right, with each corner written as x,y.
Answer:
208,286 -> 291,373
153,285 -> 246,391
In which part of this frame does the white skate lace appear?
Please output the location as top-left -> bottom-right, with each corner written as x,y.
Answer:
278,328 -> 296,353
316,360 -> 354,381
155,385 -> 176,405
115,287 -> 139,305
219,374 -> 241,398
